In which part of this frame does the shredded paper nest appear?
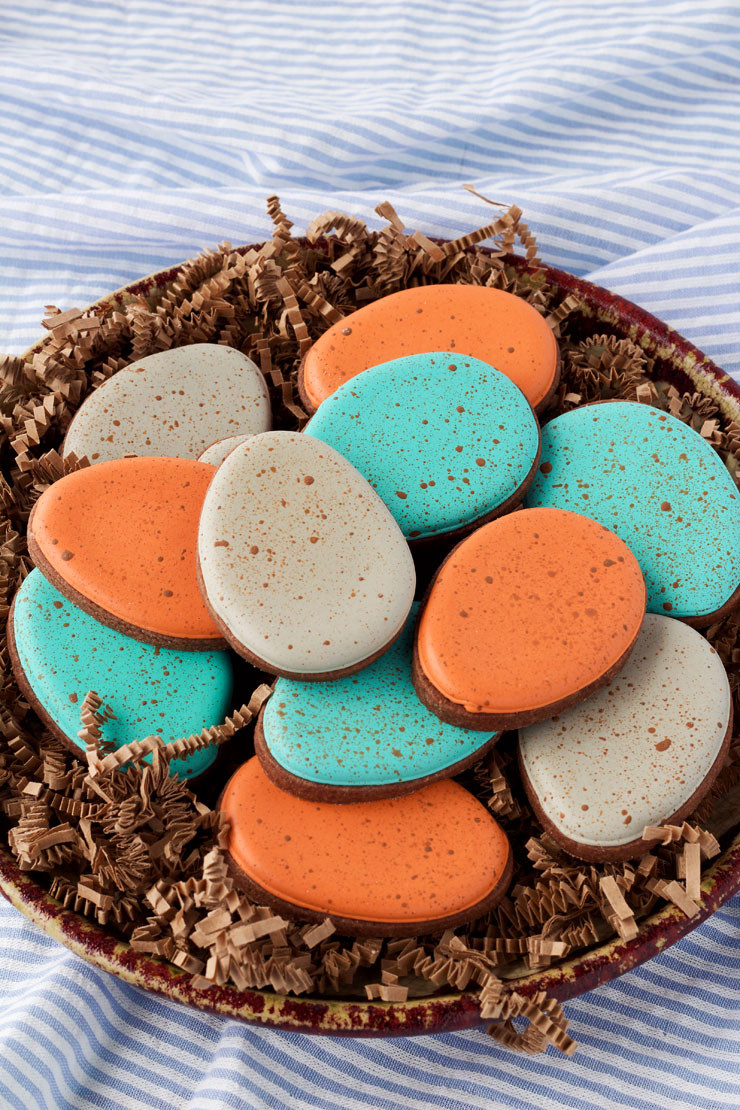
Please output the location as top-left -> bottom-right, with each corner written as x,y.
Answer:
1,195 -> 739,1057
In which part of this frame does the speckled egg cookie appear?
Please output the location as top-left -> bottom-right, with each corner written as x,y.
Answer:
413,507 -> 646,730
305,353 -> 540,541
197,431 -> 416,679
9,569 -> 233,780
28,457 -> 226,650
198,434 -> 253,466
63,344 -> 271,464
255,604 -> 498,801
299,284 -> 560,414
525,401 -> 740,626
220,756 -> 512,936
518,614 -> 733,862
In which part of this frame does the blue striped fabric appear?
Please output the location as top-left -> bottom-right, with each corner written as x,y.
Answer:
1,2 -> 740,1107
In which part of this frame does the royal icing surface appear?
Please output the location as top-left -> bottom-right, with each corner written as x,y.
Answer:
221,757 -> 510,923
519,614 -> 731,849
63,344 -> 271,464
261,605 -> 496,788
525,401 -> 740,620
417,507 -> 646,716
300,284 -> 559,411
305,353 -> 540,540
12,570 -> 233,779
29,457 -> 222,644
197,432 -> 416,675
198,434 -> 253,466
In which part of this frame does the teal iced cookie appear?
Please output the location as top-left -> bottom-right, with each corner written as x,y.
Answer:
9,569 -> 233,779
525,401 -> 740,625
305,352 -> 541,540
255,605 -> 498,800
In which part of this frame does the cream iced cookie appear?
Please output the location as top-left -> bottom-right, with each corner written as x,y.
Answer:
63,344 -> 271,464
198,434 -> 253,466
197,432 -> 416,679
518,614 -> 733,861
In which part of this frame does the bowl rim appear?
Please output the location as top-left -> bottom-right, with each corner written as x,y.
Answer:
3,242 -> 740,1038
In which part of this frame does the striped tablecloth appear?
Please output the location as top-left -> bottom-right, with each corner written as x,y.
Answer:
1,2 -> 740,1107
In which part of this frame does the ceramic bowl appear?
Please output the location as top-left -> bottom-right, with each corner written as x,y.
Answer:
2,245 -> 739,1036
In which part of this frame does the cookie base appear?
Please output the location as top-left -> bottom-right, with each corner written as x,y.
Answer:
223,839 -> 514,938
253,707 -> 499,802
517,705 -> 734,863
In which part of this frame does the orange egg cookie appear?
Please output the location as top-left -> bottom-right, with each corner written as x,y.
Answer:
220,757 -> 512,936
413,507 -> 646,730
298,284 -> 560,414
28,457 -> 226,650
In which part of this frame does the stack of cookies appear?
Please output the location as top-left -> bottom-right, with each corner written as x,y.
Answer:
9,284 -> 739,940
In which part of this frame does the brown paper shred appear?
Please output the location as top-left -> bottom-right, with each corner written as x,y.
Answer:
291,278 -> 345,325
372,201 -> 404,233
2,195 -> 740,1057
545,293 -> 583,338
599,875 -> 638,941
302,918 -> 336,949
684,841 -> 702,903
646,878 -> 700,919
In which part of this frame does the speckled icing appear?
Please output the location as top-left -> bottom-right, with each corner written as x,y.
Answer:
198,434 -> 253,466
197,431 -> 416,675
417,507 -> 646,716
262,605 -> 496,787
11,570 -> 233,779
300,284 -> 559,411
519,614 -> 731,849
63,344 -> 271,464
305,353 -> 540,539
221,757 -> 510,923
525,402 -> 740,619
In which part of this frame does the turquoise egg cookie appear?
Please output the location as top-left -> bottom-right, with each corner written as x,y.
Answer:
10,569 -> 233,779
255,605 -> 498,800
525,401 -> 740,623
305,352 -> 541,540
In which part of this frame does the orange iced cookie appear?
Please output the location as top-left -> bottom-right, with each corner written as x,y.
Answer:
299,284 -> 560,414
413,507 -> 646,730
220,757 -> 512,936
28,457 -> 226,650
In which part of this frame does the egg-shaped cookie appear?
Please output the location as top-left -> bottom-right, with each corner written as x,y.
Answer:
299,284 -> 559,414
518,614 -> 732,861
9,569 -> 233,780
305,353 -> 540,541
198,434 -> 253,466
220,757 -> 512,936
256,604 -> 498,801
28,457 -> 225,650
413,507 -> 646,730
197,431 -> 415,679
63,344 -> 271,465
525,401 -> 740,626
